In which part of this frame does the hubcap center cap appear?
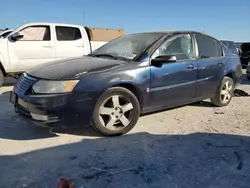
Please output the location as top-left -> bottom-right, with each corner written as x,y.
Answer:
112,107 -> 123,119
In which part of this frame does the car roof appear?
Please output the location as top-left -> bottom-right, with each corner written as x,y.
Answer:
221,40 -> 235,43
130,31 -> 217,40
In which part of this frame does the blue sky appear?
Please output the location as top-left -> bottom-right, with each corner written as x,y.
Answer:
1,0 -> 249,42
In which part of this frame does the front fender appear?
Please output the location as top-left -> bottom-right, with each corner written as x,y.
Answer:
0,53 -> 10,73
0,39 -> 10,72
74,66 -> 151,107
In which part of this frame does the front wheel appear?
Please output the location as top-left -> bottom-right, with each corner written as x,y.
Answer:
92,87 -> 140,136
210,77 -> 234,107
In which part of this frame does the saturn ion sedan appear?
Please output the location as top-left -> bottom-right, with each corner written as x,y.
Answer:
10,31 -> 242,136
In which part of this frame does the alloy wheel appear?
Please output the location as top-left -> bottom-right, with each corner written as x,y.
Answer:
220,81 -> 233,103
98,95 -> 134,130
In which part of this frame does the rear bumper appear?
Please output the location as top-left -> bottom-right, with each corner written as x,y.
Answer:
10,91 -> 95,128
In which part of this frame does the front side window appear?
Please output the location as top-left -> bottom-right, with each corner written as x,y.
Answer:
152,34 -> 194,61
195,34 -> 217,58
56,26 -> 82,41
19,26 -> 51,41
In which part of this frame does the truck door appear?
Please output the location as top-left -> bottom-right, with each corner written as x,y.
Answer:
8,24 -> 55,72
54,25 -> 85,60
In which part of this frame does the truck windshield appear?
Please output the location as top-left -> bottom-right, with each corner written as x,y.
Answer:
0,31 -> 12,38
89,33 -> 164,61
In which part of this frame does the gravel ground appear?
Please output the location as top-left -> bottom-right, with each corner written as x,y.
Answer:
0,75 -> 250,188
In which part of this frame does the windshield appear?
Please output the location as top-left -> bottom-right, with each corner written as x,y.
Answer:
221,40 -> 237,54
0,31 -> 12,38
90,33 -> 164,60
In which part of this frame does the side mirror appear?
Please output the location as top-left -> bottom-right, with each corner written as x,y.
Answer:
12,32 -> 23,41
151,55 -> 177,66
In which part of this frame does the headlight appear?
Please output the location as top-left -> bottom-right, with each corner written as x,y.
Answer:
32,80 -> 79,94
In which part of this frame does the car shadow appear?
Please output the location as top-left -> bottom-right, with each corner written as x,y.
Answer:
240,74 -> 250,85
189,101 -> 215,108
1,132 -> 250,187
52,126 -> 102,137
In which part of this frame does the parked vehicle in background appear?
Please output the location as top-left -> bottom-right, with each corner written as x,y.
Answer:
246,63 -> 250,80
0,29 -> 13,38
235,42 -> 243,51
0,22 -> 125,86
221,40 -> 239,55
10,31 -> 242,136
239,42 -> 250,68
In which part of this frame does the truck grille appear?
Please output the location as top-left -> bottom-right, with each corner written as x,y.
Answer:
14,73 -> 37,94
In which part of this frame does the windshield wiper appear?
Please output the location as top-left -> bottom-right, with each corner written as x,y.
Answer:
90,53 -> 118,60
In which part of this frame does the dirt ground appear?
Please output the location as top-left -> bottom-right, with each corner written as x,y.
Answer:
0,75 -> 250,188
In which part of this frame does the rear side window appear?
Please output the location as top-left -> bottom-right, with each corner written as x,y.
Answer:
195,34 -> 218,59
56,26 -> 82,41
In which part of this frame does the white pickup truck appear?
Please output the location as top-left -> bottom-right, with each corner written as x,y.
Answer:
0,29 -> 13,38
0,22 -> 124,86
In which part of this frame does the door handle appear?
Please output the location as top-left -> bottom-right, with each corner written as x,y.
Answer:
218,60 -> 223,65
187,64 -> 194,69
43,45 -> 52,48
77,44 -> 85,47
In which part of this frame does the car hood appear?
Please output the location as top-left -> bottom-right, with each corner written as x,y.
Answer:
27,56 -> 126,80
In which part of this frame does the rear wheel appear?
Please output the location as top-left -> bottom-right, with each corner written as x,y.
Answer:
92,87 -> 140,136
210,77 -> 234,107
0,69 -> 4,87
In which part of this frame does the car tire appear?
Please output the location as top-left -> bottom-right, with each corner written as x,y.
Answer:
0,69 -> 4,87
210,76 -> 234,107
92,87 -> 140,136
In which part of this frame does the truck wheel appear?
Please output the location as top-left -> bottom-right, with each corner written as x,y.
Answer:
92,87 -> 140,136
210,77 -> 234,107
0,69 -> 4,87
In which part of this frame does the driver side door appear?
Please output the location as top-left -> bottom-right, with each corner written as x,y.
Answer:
149,34 -> 198,108
8,25 -> 55,72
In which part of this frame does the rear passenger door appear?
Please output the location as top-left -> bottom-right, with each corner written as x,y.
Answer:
194,34 -> 225,99
54,26 -> 85,60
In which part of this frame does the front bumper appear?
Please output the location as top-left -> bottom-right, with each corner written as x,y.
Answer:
10,91 -> 95,128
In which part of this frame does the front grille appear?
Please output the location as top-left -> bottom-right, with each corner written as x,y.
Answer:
14,73 -> 37,94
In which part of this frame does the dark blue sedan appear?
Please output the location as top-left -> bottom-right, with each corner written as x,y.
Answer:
10,31 -> 243,136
